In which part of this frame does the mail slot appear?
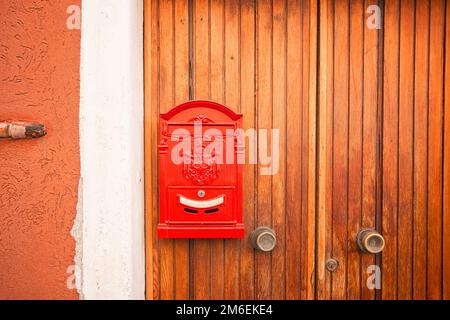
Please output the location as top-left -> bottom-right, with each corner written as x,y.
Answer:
157,100 -> 244,238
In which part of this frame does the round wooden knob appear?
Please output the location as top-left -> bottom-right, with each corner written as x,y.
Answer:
356,229 -> 385,254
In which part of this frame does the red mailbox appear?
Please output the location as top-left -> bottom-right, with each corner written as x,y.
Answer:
158,100 -> 244,238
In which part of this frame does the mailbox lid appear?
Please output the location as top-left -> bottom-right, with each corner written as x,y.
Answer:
160,100 -> 242,123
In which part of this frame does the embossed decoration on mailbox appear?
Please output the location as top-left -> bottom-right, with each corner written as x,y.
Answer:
158,100 -> 244,238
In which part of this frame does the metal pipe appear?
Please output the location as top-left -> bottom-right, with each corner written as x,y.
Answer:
0,121 -> 46,139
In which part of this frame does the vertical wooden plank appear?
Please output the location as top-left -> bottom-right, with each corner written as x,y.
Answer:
397,0 -> 415,300
324,0 -> 333,300
317,0 -> 334,300
374,0 -> 384,301
159,0 -> 175,300
305,0 -> 318,300
209,0 -> 225,300
382,0 -> 400,300
256,0 -> 273,300
413,0 -> 429,300
286,0 -> 302,300
224,0 -> 241,300
224,0 -> 240,115
192,0 -> 211,300
239,0 -> 256,300
271,0 -> 287,300
159,0 -> 175,112
152,0 -> 161,300
427,0 -> 445,300
331,0 -> 350,300
444,0 -> 450,300
361,0 -> 379,301
173,0 -> 190,300
348,0 -> 363,300
210,0 -> 225,108
144,0 -> 157,300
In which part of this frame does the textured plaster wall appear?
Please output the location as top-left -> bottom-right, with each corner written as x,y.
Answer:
0,0 -> 81,299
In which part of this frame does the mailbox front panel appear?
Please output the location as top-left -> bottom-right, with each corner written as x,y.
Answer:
158,100 -> 244,238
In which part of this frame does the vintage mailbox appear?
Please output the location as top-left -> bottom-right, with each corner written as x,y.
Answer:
158,100 -> 244,238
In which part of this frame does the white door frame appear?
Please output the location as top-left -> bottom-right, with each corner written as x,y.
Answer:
77,0 -> 145,299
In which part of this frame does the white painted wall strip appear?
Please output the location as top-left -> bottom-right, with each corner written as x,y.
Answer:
79,0 -> 144,299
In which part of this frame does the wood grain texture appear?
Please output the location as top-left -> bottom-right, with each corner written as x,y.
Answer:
144,0 -> 155,300
317,0 -> 334,300
332,0 -> 350,300
382,0 -> 400,300
361,0 -> 379,301
209,0 -> 226,300
150,0 -> 162,300
255,0 -> 273,299
398,0 -> 414,300
145,0 -> 318,299
271,0 -> 287,300
427,0 -> 445,301
192,0 -> 212,300
305,0 -> 318,300
144,0 -> 449,300
348,0 -> 364,300
286,0 -> 303,300
223,0 -> 241,300
173,0 -> 191,300
159,0 -> 176,300
318,0 -> 383,300
239,0 -> 256,300
444,0 -> 450,300
413,0 -> 430,300
145,0 -> 317,300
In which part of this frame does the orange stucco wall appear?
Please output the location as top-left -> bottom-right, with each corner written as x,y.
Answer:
0,0 -> 81,299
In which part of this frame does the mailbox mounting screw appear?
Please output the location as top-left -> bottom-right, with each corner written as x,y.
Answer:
326,258 -> 339,272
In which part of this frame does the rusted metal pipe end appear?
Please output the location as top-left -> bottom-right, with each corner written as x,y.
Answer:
356,228 -> 385,254
0,121 -> 46,139
25,123 -> 47,138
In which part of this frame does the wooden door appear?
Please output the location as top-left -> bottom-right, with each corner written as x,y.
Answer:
145,0 -> 317,299
317,0 -> 382,300
145,0 -> 450,300
317,0 -> 450,300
